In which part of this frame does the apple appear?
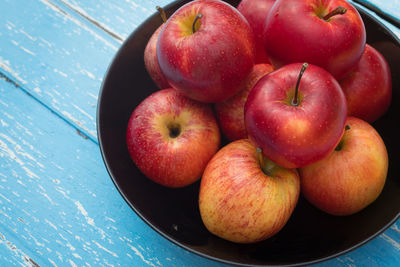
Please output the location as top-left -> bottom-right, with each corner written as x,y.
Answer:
299,117 -> 388,216
199,139 -> 300,243
144,7 -> 170,89
214,63 -> 274,141
339,44 -> 392,123
157,0 -> 255,103
126,88 -> 220,188
263,0 -> 366,80
244,63 -> 347,169
237,0 -> 275,64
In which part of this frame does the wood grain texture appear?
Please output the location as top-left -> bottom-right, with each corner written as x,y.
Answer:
0,0 -> 400,266
53,0 -> 172,40
0,77 -> 225,267
54,0 -> 400,41
350,0 -> 400,37
0,0 -> 120,141
357,0 -> 400,23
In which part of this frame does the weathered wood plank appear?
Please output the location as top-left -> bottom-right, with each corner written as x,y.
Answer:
0,0 -> 121,141
356,0 -> 400,25
0,77 -> 226,267
351,0 -> 400,38
324,222 -> 400,266
53,0 -> 172,41
0,232 -> 40,267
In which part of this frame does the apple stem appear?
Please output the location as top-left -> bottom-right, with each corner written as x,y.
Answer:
323,6 -> 347,21
256,148 -> 265,169
292,63 -> 308,106
335,125 -> 351,151
192,13 -> 203,33
256,148 -> 277,176
156,6 -> 167,23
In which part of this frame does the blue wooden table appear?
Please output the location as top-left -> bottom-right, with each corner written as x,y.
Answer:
0,0 -> 399,266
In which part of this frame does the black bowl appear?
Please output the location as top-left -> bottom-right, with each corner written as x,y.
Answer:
97,1 -> 400,266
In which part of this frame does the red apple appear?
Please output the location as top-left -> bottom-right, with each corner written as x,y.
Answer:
237,0 -> 275,64
199,139 -> 300,243
126,88 -> 220,188
244,63 -> 347,169
339,44 -> 392,123
144,7 -> 170,89
157,0 -> 255,103
299,117 -> 388,216
214,63 -> 274,141
263,0 -> 366,80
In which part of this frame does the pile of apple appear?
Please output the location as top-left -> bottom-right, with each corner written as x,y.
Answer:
126,0 -> 392,244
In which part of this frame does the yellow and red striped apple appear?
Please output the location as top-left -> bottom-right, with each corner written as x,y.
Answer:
199,139 -> 300,243
299,117 -> 388,216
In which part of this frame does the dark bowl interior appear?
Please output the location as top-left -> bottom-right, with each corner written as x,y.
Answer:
97,1 -> 400,266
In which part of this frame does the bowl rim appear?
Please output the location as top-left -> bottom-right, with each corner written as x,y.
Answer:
96,1 -> 400,266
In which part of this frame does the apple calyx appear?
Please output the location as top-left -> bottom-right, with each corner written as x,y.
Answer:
292,63 -> 308,106
256,147 -> 277,176
156,6 -> 167,23
335,124 -> 351,151
192,13 -> 203,34
167,122 -> 181,138
322,6 -> 347,21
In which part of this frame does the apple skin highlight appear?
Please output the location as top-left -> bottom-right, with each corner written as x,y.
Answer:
237,0 -> 275,64
157,0 -> 255,103
215,63 -> 274,141
340,44 -> 392,123
245,63 -> 347,169
126,89 -> 220,188
263,0 -> 366,80
144,24 -> 170,89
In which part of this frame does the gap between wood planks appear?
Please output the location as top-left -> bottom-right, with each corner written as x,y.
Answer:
51,0 -> 124,42
0,70 -> 93,143
0,232 -> 41,267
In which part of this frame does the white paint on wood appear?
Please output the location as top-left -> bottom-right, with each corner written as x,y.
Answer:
380,233 -> 400,250
92,240 -> 118,258
127,243 -> 159,267
58,0 -> 124,42
54,68 -> 68,78
0,232 -> 39,267
60,110 -> 96,139
72,104 -> 94,121
48,258 -> 57,267
0,56 -> 27,85
39,0 -> 119,51
20,47 -> 36,56
69,259 -> 78,267
392,223 -> 400,234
